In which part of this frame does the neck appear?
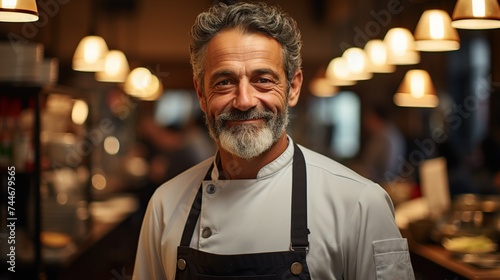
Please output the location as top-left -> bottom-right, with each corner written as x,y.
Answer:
218,134 -> 288,179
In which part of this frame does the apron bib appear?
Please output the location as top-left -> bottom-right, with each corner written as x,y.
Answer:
175,144 -> 311,280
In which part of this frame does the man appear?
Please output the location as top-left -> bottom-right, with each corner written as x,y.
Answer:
133,2 -> 415,279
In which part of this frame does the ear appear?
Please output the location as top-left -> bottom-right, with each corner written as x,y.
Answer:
287,70 -> 302,107
194,77 -> 207,112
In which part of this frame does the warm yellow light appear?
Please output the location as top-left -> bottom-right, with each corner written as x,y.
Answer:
3,0 -> 15,8
92,173 -> 107,190
414,10 -> 460,51
473,0 -> 486,16
72,36 -> 109,72
325,57 -> 357,86
71,99 -> 89,125
342,47 -> 372,80
124,67 -> 163,100
364,40 -> 395,73
431,13 -> 445,38
384,28 -> 420,65
394,69 -> 438,108
0,0 -> 38,22
452,0 -> 500,29
95,50 -> 130,83
410,72 -> 425,98
103,136 -> 120,155
309,77 -> 338,97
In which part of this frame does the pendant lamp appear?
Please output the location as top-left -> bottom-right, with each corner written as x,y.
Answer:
452,0 -> 500,29
384,28 -> 420,65
309,77 -> 338,97
342,47 -> 373,81
0,0 -> 38,22
414,10 -> 460,51
124,67 -> 163,101
95,50 -> 130,83
394,69 -> 439,108
364,40 -> 395,73
325,57 -> 357,86
72,35 -> 109,72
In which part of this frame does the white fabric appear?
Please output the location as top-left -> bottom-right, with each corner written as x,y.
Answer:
133,137 -> 415,280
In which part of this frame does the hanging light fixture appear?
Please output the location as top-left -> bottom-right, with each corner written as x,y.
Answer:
342,47 -> 373,81
124,67 -> 163,101
394,69 -> 439,108
72,35 -> 109,72
309,77 -> 338,97
325,57 -> 357,86
384,28 -> 420,65
414,9 -> 460,51
95,50 -> 130,82
452,0 -> 500,29
364,39 -> 395,73
0,0 -> 38,22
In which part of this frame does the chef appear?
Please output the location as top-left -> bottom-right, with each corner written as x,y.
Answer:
132,2 -> 415,279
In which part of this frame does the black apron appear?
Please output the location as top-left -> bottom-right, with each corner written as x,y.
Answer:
175,144 -> 311,280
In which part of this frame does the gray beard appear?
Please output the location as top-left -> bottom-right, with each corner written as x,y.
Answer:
206,107 -> 289,159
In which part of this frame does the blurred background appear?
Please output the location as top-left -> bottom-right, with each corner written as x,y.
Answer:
0,0 -> 500,279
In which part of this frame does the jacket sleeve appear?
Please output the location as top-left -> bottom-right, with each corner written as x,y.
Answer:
343,184 -> 415,280
132,198 -> 167,280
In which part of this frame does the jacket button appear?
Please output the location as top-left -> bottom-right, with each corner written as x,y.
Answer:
290,262 -> 303,275
206,184 -> 216,194
177,258 -> 187,270
202,227 -> 212,238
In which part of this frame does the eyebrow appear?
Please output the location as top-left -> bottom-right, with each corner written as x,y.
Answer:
253,68 -> 280,80
207,67 -> 282,87
208,70 -> 234,86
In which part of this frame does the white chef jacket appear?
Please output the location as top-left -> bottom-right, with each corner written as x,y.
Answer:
133,137 -> 415,280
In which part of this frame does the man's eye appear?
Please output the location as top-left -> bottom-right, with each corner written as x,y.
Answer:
257,78 -> 271,83
216,80 -> 232,86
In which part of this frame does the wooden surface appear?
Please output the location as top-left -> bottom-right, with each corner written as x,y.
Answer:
409,239 -> 500,280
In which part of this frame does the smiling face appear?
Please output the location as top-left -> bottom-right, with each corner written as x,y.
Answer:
194,28 -> 302,159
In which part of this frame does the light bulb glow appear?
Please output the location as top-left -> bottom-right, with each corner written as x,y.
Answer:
473,0 -> 486,17
430,13 -> 445,39
71,100 -> 89,125
345,48 -> 365,74
2,0 -> 16,8
392,31 -> 409,55
410,72 -> 425,98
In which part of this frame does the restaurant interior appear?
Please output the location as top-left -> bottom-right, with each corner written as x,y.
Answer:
1,0 -> 500,279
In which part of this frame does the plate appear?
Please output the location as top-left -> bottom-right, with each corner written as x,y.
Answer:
442,235 -> 498,254
460,253 -> 500,269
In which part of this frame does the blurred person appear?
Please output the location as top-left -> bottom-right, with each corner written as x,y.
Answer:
133,2 -> 414,279
354,105 -> 407,185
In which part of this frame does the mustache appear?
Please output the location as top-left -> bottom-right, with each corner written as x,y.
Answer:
217,108 -> 274,123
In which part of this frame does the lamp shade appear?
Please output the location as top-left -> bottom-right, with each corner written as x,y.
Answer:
124,67 -> 163,101
95,50 -> 130,83
0,0 -> 38,22
309,77 -> 338,97
452,0 -> 500,29
364,39 -> 395,73
414,10 -> 460,51
325,57 -> 357,86
384,28 -> 420,65
72,36 -> 109,72
342,47 -> 373,81
394,69 -> 439,108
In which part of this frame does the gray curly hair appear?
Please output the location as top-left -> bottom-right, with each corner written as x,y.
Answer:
189,1 -> 302,92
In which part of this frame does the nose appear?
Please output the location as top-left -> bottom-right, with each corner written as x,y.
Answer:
232,81 -> 257,111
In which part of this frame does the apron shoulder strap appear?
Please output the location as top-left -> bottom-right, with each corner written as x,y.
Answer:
291,143 -> 310,251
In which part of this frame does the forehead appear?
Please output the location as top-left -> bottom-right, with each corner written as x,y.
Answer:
204,28 -> 284,68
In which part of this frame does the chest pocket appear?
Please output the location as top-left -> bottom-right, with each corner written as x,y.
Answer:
372,238 -> 415,280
